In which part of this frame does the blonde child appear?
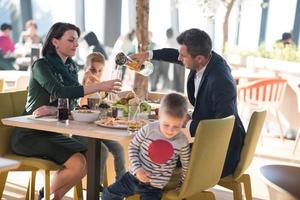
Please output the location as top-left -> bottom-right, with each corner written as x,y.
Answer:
81,52 -> 126,190
80,52 -> 106,106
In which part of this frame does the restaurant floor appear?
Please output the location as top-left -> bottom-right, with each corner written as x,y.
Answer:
2,134 -> 300,200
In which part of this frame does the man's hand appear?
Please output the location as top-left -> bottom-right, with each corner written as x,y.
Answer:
135,168 -> 150,183
129,52 -> 149,67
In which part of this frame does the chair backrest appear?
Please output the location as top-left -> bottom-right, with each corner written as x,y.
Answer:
0,79 -> 4,92
238,78 -> 287,108
0,90 -> 27,155
233,110 -> 266,179
179,116 -> 235,199
15,76 -> 30,90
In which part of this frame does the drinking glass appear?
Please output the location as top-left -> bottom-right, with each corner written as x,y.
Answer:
108,67 -> 123,102
127,105 -> 141,134
57,98 -> 69,123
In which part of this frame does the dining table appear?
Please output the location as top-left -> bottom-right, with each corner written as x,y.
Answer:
0,157 -> 20,172
1,115 -> 132,199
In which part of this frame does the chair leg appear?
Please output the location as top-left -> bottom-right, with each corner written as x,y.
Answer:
275,110 -> 285,143
73,180 -> 83,200
44,170 -> 51,200
218,179 -> 242,200
292,128 -> 300,154
25,171 -> 37,200
0,171 -> 8,198
232,182 -> 242,200
239,174 -> 253,200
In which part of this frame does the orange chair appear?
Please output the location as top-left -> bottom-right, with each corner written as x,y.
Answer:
237,78 -> 287,142
292,84 -> 300,154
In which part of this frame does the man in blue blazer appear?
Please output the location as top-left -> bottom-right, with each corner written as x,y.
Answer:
130,28 -> 246,177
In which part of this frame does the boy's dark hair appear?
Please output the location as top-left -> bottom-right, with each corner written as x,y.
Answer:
42,22 -> 80,56
1,23 -> 12,31
177,28 -> 212,58
160,93 -> 188,118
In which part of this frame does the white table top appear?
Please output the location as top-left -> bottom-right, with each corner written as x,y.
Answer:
0,70 -> 30,82
2,115 -> 132,142
0,157 -> 20,172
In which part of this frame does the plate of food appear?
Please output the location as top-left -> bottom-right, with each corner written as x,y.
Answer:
95,117 -> 128,129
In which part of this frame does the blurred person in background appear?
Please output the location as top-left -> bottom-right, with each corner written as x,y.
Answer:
15,19 -> 42,70
165,28 -> 185,92
0,23 -> 15,70
0,23 -> 15,56
18,19 -> 41,45
275,32 -> 296,48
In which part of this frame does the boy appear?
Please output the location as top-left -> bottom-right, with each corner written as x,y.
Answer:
102,93 -> 190,200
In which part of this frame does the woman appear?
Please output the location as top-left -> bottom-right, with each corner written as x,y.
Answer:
10,22 -> 121,199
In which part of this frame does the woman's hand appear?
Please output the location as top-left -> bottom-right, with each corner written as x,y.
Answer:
99,79 -> 122,93
32,106 -> 58,118
135,168 -> 150,183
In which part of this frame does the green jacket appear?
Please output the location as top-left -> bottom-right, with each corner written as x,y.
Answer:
25,58 -> 84,114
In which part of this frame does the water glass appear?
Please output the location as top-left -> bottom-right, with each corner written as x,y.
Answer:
57,98 -> 69,123
108,67 -> 123,102
128,105 -> 141,134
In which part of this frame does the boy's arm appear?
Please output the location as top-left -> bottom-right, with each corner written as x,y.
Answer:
178,142 -> 191,186
128,126 -> 147,174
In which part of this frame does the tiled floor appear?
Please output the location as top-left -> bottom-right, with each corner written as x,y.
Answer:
1,135 -> 299,200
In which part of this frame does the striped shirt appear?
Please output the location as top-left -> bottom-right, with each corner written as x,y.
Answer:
129,121 -> 190,189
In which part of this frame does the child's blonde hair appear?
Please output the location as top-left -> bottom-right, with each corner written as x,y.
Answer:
84,52 -> 105,73
160,93 -> 188,118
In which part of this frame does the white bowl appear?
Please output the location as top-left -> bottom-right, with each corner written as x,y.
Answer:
71,110 -> 100,122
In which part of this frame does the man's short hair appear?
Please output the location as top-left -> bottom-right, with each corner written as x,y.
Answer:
177,28 -> 212,58
160,93 -> 188,118
1,23 -> 12,31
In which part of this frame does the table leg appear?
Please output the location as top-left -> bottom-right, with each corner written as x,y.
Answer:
86,138 -> 101,200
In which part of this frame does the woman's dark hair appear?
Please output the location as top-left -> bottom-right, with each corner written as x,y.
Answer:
177,28 -> 212,58
42,22 -> 80,56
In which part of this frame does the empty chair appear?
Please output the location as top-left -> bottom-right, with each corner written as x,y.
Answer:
237,78 -> 287,142
218,110 -> 267,200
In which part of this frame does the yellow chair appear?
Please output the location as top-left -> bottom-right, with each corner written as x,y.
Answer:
0,79 -> 4,92
218,110 -> 266,200
0,90 -> 83,200
127,115 -> 235,200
